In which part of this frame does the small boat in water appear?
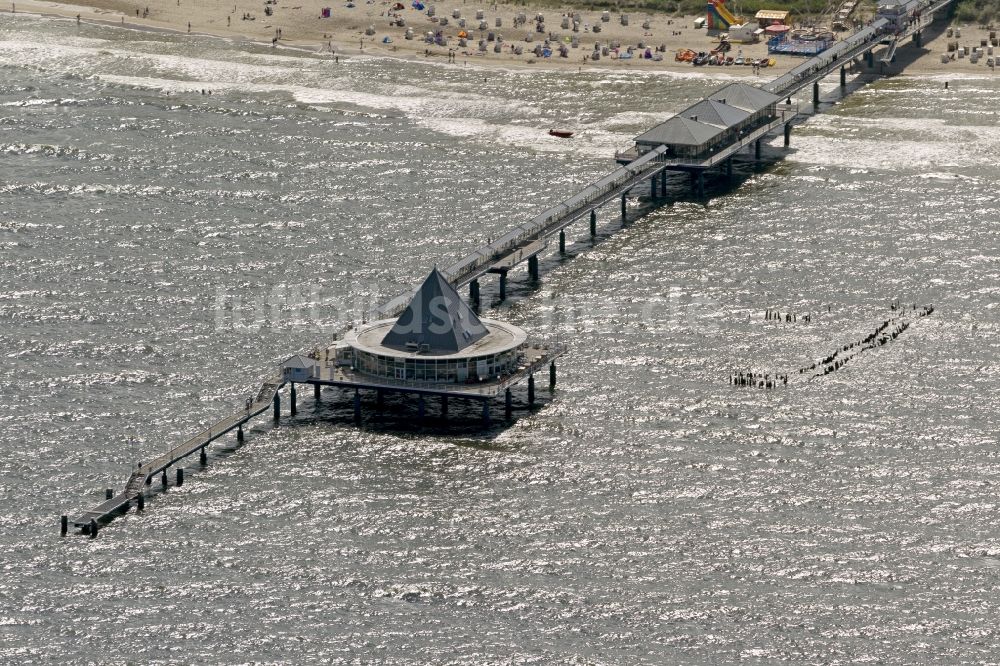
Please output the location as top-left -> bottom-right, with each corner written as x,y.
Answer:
548,129 -> 574,138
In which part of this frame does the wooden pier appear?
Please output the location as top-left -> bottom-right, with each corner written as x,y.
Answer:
62,0 -> 956,535
68,374 -> 283,535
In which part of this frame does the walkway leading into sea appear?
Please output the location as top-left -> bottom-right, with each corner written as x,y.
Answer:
62,0 -> 955,535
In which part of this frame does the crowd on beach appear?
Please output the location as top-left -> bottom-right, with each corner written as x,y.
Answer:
13,0 -> 1000,75
732,303 -> 935,389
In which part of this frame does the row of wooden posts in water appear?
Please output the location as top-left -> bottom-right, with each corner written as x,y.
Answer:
732,304 -> 935,389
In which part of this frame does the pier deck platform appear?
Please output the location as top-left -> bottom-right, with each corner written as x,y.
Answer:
314,343 -> 563,399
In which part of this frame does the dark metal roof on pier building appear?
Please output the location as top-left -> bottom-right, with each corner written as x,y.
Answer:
685,99 -> 751,128
708,82 -> 780,113
636,115 -> 722,147
381,267 -> 488,354
635,82 -> 779,150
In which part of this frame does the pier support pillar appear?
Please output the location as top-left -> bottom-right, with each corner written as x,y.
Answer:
725,158 -> 733,179
273,391 -> 280,422
161,470 -> 168,489
89,519 -> 98,539
417,394 -> 425,419
591,209 -> 598,237
865,50 -> 874,68
105,488 -> 113,500
376,390 -> 385,411
200,447 -> 207,465
913,31 -> 921,47
620,195 -> 627,224
470,278 -> 480,308
690,170 -> 706,196
840,65 -> 846,87
559,229 -> 566,255
441,395 -> 448,419
812,82 -> 820,108
504,388 -> 512,420
482,400 -> 491,426
237,424 -> 244,443
528,374 -> 535,406
549,361 -> 556,389
290,383 -> 297,416
145,475 -> 151,486
660,169 -> 667,197
784,123 -> 792,148
754,140 -> 761,161
527,255 -> 539,281
176,468 -> 184,487
314,383 -> 321,403
353,390 -> 361,423
137,492 -> 144,511
649,175 -> 657,199
498,271 -> 507,301
60,515 -> 68,536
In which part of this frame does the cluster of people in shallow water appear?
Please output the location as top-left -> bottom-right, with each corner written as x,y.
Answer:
735,303 -> 935,388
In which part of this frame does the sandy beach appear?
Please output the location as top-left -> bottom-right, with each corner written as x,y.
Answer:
8,0 -> 1000,78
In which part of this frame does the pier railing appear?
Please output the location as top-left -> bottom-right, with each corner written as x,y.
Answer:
439,148 -> 668,278
319,342 -> 567,394
70,372 -> 284,529
368,146 -> 669,321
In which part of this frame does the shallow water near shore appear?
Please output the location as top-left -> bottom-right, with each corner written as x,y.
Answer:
4,13 -> 1000,664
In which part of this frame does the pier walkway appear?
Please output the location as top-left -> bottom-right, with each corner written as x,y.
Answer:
64,0 -> 956,535
372,145 -> 671,318
69,374 -> 283,533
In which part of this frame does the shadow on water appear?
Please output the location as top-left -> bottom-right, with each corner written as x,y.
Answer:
307,385 -> 550,446
85,384 -> 547,531
479,27 -> 952,310
480,149 -> 789,308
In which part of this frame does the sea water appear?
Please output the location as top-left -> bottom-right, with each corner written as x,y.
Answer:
3,13 -> 1000,663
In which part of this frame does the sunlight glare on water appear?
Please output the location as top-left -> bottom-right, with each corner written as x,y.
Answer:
2,13 -> 1000,664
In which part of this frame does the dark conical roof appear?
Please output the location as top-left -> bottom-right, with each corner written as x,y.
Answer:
381,268 -> 488,354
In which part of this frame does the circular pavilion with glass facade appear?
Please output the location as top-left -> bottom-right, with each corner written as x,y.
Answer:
342,268 -> 528,385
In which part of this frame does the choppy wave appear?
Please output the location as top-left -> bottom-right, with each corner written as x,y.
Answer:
3,11 -> 1000,665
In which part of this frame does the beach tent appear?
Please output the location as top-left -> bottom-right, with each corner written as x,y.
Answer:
321,7 -> 331,17
755,9 -> 790,26
411,1 -> 424,9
